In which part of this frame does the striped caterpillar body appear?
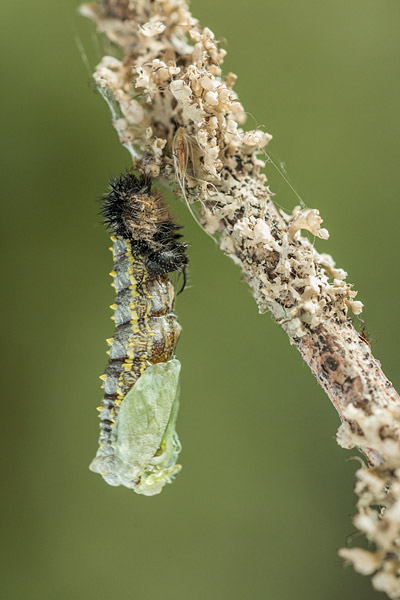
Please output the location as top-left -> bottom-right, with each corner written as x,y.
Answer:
90,174 -> 187,496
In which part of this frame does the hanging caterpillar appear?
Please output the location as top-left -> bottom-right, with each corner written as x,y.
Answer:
89,173 -> 187,496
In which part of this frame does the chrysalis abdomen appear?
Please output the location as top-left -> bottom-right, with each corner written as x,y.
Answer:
99,235 -> 181,443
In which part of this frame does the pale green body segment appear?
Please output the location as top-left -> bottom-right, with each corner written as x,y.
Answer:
90,359 -> 182,496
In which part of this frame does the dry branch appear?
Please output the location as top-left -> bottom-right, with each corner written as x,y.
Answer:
80,1 -> 400,595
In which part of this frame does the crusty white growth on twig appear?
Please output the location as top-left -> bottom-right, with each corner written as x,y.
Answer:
80,1 -> 400,595
338,403 -> 400,597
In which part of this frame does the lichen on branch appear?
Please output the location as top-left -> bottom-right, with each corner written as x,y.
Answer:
80,1 -> 400,596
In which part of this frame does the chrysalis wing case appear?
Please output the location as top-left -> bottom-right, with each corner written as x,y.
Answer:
90,173 -> 188,496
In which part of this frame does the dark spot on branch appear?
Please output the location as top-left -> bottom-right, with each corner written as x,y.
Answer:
324,356 -> 338,371
318,333 -> 333,354
379,425 -> 398,441
348,419 -> 364,437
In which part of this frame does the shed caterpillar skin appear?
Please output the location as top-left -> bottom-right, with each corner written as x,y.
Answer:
90,173 -> 187,496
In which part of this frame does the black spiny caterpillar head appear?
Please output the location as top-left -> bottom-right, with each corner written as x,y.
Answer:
102,172 -> 188,280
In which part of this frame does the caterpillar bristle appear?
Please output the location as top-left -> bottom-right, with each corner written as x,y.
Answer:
101,172 -> 188,278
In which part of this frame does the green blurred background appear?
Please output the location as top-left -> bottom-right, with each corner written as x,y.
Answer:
2,0 -> 399,598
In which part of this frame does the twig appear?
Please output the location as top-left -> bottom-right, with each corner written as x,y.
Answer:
80,1 -> 400,596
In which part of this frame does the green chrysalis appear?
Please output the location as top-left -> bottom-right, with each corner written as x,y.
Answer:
90,359 -> 182,496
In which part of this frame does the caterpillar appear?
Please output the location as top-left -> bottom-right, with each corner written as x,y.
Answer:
89,173 -> 187,496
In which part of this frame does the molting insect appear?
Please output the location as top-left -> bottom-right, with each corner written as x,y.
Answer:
90,173 -> 188,496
